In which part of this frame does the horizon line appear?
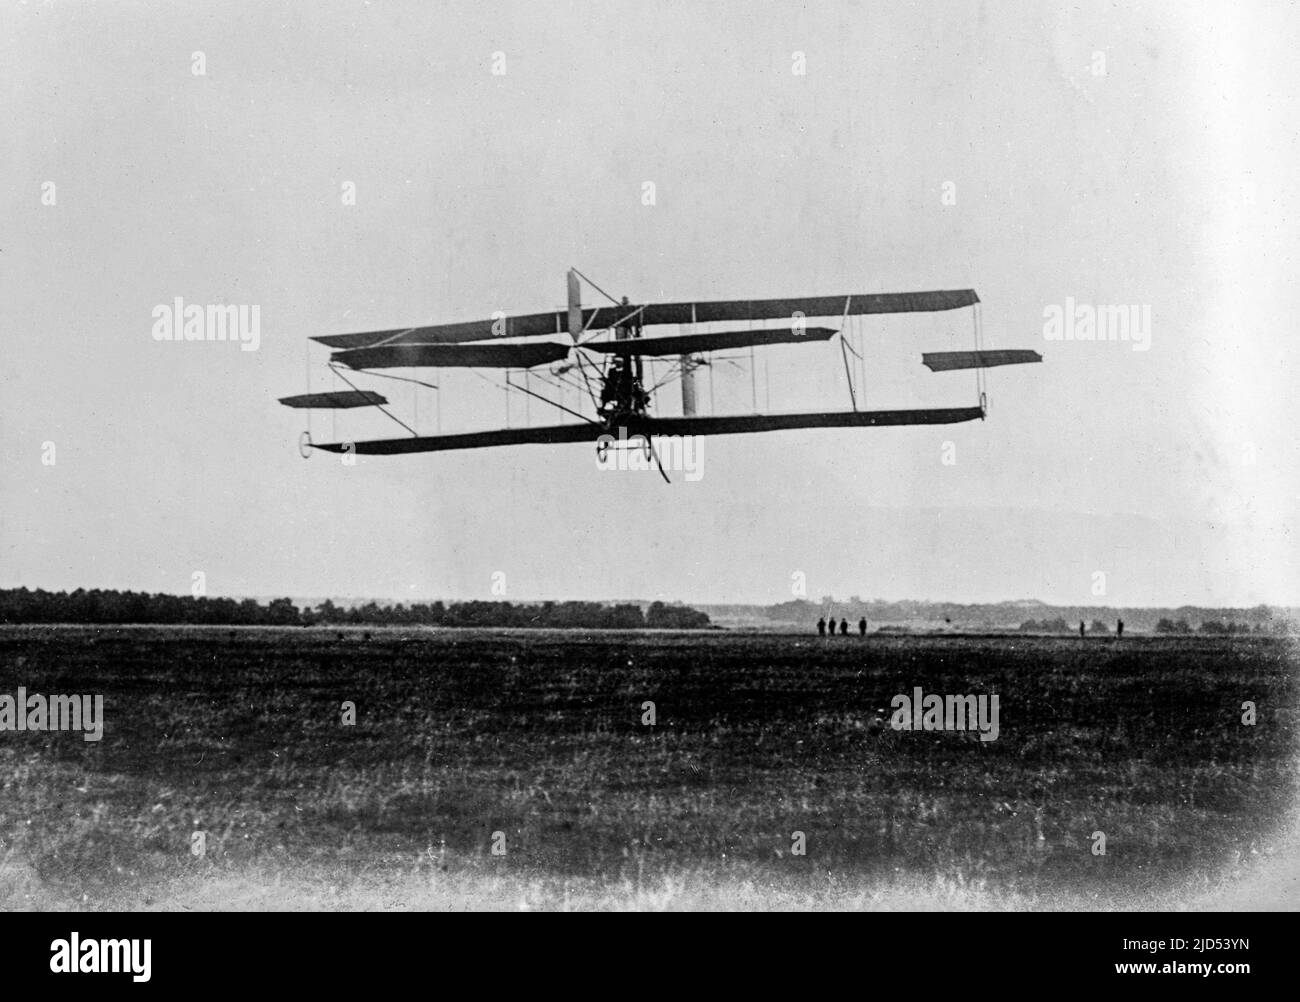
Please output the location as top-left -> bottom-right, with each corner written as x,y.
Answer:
2,586 -> 1296,613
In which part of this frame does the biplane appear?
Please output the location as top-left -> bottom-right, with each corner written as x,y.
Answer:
280,269 -> 1041,481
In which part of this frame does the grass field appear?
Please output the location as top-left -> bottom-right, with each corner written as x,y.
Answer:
0,626 -> 1295,910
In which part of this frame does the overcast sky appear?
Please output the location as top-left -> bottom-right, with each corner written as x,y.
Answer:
2,0 -> 1296,607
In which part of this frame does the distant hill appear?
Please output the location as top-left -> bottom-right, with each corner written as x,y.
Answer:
696,599 -> 1299,635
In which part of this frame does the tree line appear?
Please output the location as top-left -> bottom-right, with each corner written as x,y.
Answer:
1018,616 -> 1279,635
0,588 -> 712,630
1153,618 -> 1264,635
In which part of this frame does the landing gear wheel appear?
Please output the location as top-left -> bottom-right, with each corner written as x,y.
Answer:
298,430 -> 313,458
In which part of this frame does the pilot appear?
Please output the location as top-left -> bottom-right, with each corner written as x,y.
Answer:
600,358 -> 631,413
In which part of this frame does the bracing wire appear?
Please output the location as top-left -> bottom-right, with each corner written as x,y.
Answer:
465,366 -> 600,426
329,364 -> 418,437
338,365 -> 439,393
570,267 -> 623,307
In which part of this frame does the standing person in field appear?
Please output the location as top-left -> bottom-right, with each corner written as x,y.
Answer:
1079,620 -> 1086,638
840,618 -> 849,636
1117,618 -> 1124,638
817,617 -> 826,637
858,617 -> 867,637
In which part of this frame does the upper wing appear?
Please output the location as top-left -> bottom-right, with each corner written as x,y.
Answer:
309,406 -> 984,456
332,341 -> 571,370
582,326 -> 836,356
311,290 -> 979,350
